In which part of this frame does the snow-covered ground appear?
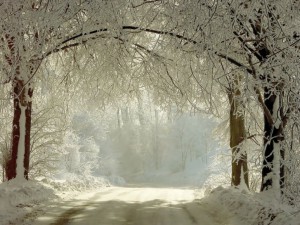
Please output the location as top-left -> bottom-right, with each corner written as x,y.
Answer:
29,187 -> 205,225
0,179 -> 56,225
2,171 -> 300,225
2,149 -> 300,225
0,143 -> 298,225
0,174 -> 124,225
199,187 -> 300,225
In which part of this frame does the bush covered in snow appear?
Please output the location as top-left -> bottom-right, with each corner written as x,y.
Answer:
41,174 -> 111,192
199,186 -> 300,225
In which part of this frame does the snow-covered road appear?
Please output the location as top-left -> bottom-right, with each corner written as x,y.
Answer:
30,187 -> 225,225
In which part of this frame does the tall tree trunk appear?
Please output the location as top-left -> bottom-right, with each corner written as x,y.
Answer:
5,77 -> 33,180
261,88 -> 284,192
228,90 -> 249,188
24,87 -> 33,180
4,33 -> 35,180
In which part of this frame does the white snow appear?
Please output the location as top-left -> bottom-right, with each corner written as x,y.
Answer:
0,179 -> 56,225
270,94 -> 282,199
238,166 -> 249,192
0,174 -> 114,225
16,105 -> 26,180
27,187 -> 222,225
9,184 -> 299,225
2,168 -> 300,225
273,95 -> 281,129
1,105 -> 299,225
199,186 -> 300,225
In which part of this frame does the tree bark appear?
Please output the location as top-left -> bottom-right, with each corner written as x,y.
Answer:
24,87 -> 33,180
228,85 -> 249,188
5,77 -> 33,180
261,88 -> 284,192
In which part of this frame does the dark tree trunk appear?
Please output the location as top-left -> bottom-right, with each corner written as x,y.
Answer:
261,88 -> 284,192
5,80 -> 21,180
5,77 -> 33,180
24,88 -> 33,179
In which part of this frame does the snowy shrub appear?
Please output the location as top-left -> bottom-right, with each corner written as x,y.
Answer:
41,174 -> 110,192
200,186 -> 298,225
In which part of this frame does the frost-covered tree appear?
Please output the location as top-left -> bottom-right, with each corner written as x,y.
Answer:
126,0 -> 300,194
210,0 -> 300,194
0,0 -> 156,181
1,1 -> 298,202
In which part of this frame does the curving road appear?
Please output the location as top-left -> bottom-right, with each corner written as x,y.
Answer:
30,187 -> 225,225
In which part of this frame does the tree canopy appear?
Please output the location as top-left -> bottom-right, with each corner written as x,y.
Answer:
0,0 -> 300,201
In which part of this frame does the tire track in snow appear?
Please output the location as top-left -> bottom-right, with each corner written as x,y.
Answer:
30,187 -> 226,225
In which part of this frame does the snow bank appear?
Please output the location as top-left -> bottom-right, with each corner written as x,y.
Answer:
0,174 -> 125,225
199,186 -> 299,225
0,179 -> 56,225
40,173 -> 127,192
41,174 -> 111,192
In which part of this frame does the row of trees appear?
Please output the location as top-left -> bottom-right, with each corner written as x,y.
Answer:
0,0 -> 299,200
